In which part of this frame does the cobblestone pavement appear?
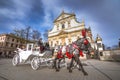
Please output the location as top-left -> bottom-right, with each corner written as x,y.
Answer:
0,59 -> 120,80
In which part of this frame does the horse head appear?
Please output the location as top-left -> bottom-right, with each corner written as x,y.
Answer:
76,37 -> 92,55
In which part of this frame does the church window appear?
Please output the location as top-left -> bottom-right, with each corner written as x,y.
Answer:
97,43 -> 102,47
69,39 -> 71,43
68,21 -> 70,27
100,52 -> 103,56
87,37 -> 90,41
57,26 -> 59,30
62,24 -> 65,29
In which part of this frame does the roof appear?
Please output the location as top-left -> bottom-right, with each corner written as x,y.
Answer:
54,11 -> 75,23
96,34 -> 102,41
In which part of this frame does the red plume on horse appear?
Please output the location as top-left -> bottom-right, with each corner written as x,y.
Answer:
82,29 -> 86,37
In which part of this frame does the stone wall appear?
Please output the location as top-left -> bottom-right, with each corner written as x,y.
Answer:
99,49 -> 120,61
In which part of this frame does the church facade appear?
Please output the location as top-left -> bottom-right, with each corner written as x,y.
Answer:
48,11 -> 103,53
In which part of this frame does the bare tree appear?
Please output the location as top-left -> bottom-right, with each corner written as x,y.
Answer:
13,26 -> 42,41
32,30 -> 41,41
13,29 -> 19,36
24,26 -> 31,40
13,28 -> 25,38
20,29 -> 25,38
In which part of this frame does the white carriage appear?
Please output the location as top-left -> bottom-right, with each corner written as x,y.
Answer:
12,43 -> 54,70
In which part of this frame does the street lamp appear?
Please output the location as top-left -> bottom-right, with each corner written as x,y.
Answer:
119,38 -> 120,48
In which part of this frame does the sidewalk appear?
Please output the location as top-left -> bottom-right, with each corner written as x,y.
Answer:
84,59 -> 120,80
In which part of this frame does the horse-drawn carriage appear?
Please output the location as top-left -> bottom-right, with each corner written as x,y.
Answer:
12,29 -> 92,75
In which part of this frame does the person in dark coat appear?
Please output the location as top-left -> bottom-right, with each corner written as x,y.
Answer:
38,38 -> 44,53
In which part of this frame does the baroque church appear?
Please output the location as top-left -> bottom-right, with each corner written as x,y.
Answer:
48,11 -> 103,53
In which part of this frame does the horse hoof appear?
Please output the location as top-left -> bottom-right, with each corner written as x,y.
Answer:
78,68 -> 81,71
56,69 -> 59,72
69,70 -> 72,73
58,66 -> 60,69
67,67 -> 69,70
84,72 -> 88,76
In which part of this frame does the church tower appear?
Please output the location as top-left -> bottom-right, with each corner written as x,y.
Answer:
96,34 -> 103,52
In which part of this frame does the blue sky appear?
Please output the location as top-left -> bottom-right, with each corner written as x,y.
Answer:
0,0 -> 120,47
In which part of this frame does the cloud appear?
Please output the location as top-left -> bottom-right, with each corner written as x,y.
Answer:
0,0 -> 120,46
0,0 -> 14,9
40,0 -> 76,29
0,0 -> 44,33
40,0 -> 120,46
40,0 -> 60,28
0,0 -> 31,33
56,0 -> 120,46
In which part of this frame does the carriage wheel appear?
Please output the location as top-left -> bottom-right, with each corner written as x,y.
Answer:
31,57 -> 40,70
47,60 -> 54,69
12,54 -> 19,66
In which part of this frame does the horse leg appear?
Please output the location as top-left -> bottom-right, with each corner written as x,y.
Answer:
53,58 -> 56,68
74,54 -> 88,75
58,59 -> 62,70
53,58 -> 59,72
69,57 -> 74,73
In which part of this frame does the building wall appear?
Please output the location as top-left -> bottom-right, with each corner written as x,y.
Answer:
100,49 -> 120,61
0,34 -> 31,57
48,30 -> 85,47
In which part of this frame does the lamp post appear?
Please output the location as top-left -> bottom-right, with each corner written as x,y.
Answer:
118,38 -> 120,48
